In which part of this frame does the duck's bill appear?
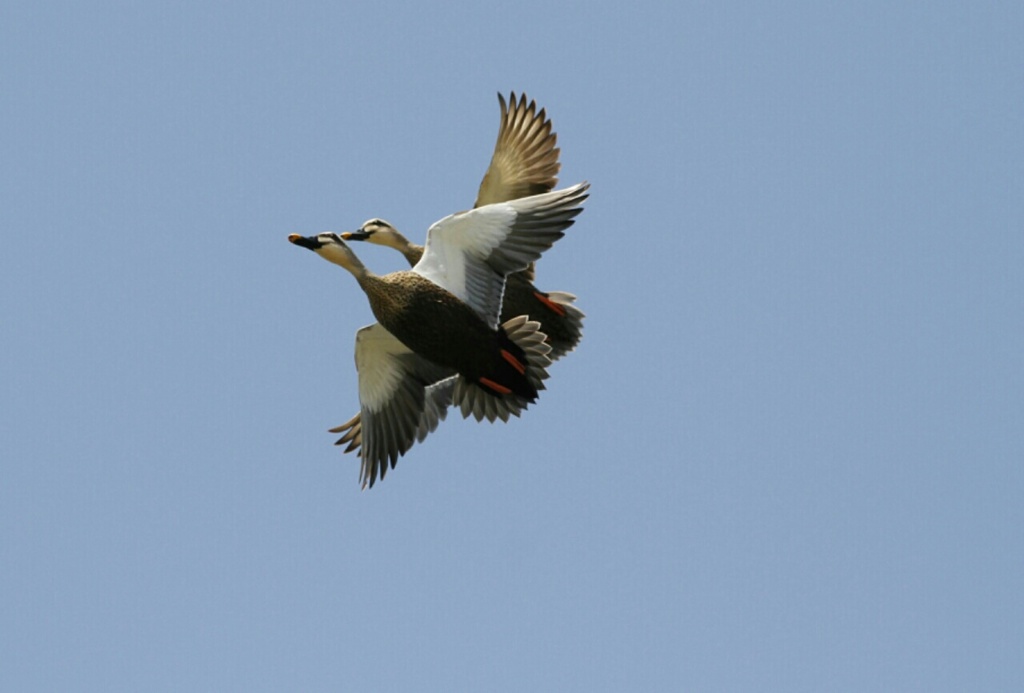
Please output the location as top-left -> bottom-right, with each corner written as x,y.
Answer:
288,234 -> 322,250
341,231 -> 371,241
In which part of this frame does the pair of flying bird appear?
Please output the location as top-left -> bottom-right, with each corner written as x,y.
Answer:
289,93 -> 589,488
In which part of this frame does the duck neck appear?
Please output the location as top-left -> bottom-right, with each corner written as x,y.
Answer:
400,241 -> 425,267
325,248 -> 374,289
349,264 -> 381,295
383,230 -> 425,266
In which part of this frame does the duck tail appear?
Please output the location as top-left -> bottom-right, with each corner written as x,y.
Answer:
453,315 -> 552,423
535,290 -> 585,361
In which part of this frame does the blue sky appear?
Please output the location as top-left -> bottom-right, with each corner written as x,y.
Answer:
3,2 -> 1022,690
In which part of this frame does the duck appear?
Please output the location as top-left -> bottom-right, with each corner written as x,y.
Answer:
345,93 -> 584,360
330,93 -> 585,463
290,181 -> 589,487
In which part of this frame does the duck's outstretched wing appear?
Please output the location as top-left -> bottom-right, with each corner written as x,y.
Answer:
343,323 -> 456,488
474,92 -> 561,209
330,376 -> 453,454
412,182 -> 589,327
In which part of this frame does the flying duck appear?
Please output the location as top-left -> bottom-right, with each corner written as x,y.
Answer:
290,181 -> 589,487
330,93 -> 585,464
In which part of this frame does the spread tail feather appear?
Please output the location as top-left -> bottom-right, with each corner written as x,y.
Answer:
453,315 -> 552,423
539,291 -> 585,361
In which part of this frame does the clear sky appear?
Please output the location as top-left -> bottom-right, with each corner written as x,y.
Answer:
3,2 -> 1022,690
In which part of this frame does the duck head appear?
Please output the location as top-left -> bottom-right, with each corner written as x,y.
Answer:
342,219 -> 408,251
288,232 -> 366,276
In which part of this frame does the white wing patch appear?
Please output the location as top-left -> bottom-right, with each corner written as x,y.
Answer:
411,182 -> 588,328
415,205 -> 515,290
355,323 -> 413,412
